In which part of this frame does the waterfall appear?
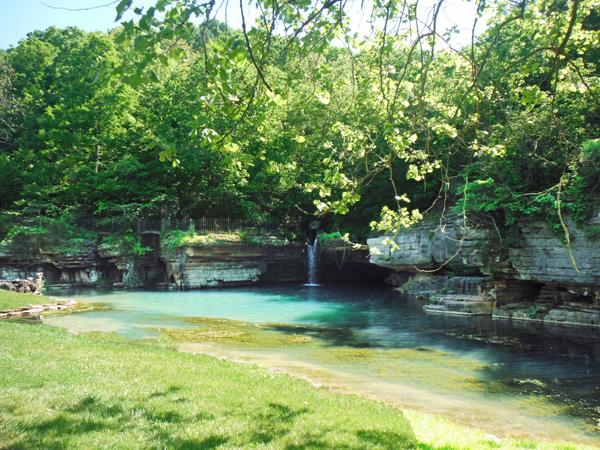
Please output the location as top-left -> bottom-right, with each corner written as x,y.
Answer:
306,233 -> 321,286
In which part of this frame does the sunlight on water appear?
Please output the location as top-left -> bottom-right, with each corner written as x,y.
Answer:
45,285 -> 600,447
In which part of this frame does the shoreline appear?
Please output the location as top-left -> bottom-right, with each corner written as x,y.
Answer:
5,292 -> 600,448
175,341 -> 600,448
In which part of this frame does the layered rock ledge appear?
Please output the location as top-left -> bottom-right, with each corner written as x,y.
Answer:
368,213 -> 600,327
0,237 -> 308,290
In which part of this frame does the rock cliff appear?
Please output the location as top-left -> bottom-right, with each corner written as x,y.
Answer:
160,242 -> 305,289
368,214 -> 600,304
0,238 -> 307,290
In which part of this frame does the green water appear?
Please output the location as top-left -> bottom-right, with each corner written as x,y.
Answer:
45,284 -> 600,447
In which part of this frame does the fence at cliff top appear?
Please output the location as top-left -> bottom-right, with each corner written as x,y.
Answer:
9,216 -> 299,237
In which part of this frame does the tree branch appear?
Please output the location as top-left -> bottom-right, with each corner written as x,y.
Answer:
240,0 -> 273,92
42,0 -> 120,11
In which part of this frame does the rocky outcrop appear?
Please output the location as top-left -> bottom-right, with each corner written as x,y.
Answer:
0,237 -> 308,290
368,214 -> 600,303
368,212 -> 600,326
424,299 -> 495,316
508,219 -> 600,287
0,241 -> 107,288
493,302 -> 600,327
399,274 -> 495,316
398,274 -> 489,297
0,273 -> 43,294
368,217 -> 489,271
0,299 -> 77,319
0,232 -> 397,291
160,242 -> 305,289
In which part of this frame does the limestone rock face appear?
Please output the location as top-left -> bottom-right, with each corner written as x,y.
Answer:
368,215 -> 600,290
0,240 -> 103,287
368,213 -> 600,315
544,308 -> 600,326
508,219 -> 600,286
424,299 -> 494,316
1,236 -> 308,290
368,218 -> 487,271
161,242 -> 305,289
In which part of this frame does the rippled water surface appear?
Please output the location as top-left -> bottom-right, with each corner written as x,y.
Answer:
45,284 -> 600,447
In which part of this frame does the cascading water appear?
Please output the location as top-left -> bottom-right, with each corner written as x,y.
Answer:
306,233 -> 321,286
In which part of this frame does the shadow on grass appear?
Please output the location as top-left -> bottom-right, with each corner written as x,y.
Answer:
356,429 -> 417,448
67,396 -> 124,416
5,393 -> 218,450
282,429 -> 417,450
250,402 -> 309,444
414,444 -> 462,450
4,396 -> 415,450
148,385 -> 182,398
148,433 -> 229,450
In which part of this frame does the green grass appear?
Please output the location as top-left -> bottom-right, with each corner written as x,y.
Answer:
0,322 -> 416,449
0,290 -> 54,311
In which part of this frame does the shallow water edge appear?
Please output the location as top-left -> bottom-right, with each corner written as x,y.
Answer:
43,285 -> 600,447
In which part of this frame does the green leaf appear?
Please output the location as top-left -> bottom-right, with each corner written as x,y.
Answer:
115,0 -> 133,21
128,73 -> 143,88
230,47 -> 247,65
169,48 -> 186,61
115,30 -> 128,45
134,35 -> 150,49
139,16 -> 151,31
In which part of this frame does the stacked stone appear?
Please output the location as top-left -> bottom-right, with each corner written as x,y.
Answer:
0,299 -> 78,319
0,273 -> 43,295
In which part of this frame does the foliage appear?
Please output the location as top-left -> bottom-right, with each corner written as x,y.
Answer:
1,215 -> 97,261
107,0 -> 600,238
161,229 -> 217,253
100,233 -> 150,257
318,231 -> 345,252
526,305 -> 543,319
1,0 -> 599,243
445,263 -> 482,278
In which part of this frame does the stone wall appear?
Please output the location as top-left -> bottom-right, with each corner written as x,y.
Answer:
0,241 -> 108,288
508,219 -> 600,286
0,239 -> 308,290
367,213 -> 600,307
160,243 -> 306,289
368,217 -> 490,271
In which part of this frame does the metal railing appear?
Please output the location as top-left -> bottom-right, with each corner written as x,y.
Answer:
9,216 -> 299,236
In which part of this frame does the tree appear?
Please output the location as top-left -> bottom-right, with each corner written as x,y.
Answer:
105,0 -> 598,236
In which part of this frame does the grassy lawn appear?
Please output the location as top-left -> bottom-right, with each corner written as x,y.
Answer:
0,322 -> 416,449
0,290 -> 54,311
